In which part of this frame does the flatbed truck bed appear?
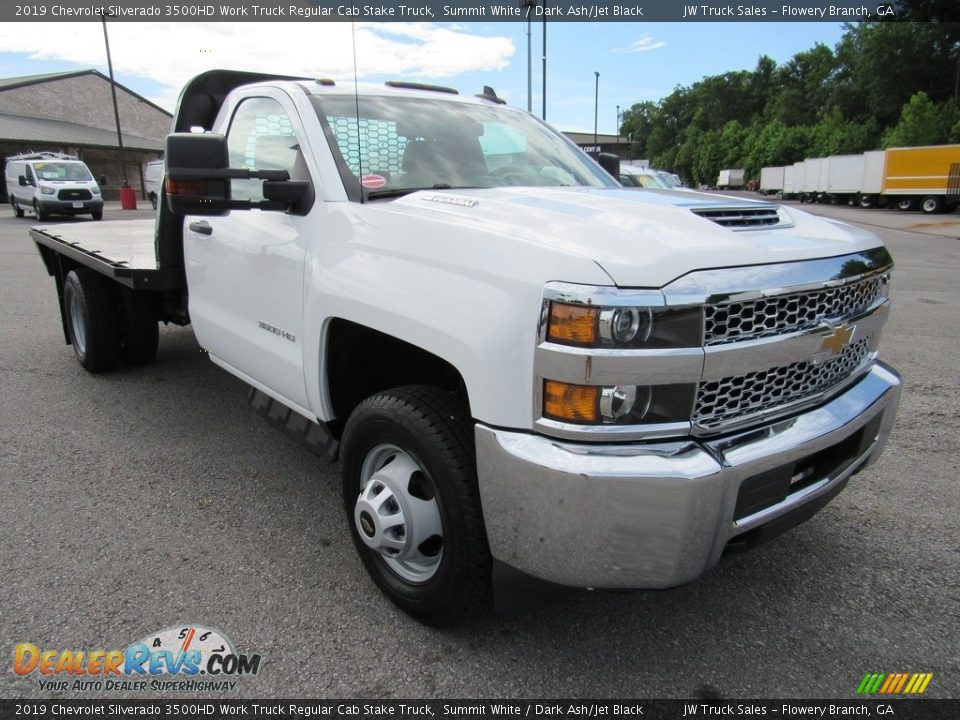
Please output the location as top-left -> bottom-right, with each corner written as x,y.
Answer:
31,220 -> 184,291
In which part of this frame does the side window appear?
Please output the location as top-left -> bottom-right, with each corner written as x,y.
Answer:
226,97 -> 304,202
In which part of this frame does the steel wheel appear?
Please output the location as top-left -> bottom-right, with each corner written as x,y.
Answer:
341,385 -> 491,626
355,443 -> 444,583
68,289 -> 88,356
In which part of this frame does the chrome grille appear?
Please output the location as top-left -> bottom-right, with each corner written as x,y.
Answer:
704,276 -> 885,346
57,189 -> 92,201
693,206 -> 781,228
694,336 -> 872,430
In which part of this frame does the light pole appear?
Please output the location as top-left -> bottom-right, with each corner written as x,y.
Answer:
616,104 -> 620,149
101,15 -> 128,189
593,71 -> 600,156
521,0 -> 535,112
541,3 -> 547,120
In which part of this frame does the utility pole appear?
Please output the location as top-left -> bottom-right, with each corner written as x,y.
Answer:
521,0 -> 535,112
101,15 -> 128,188
593,71 -> 600,156
616,105 -> 620,149
542,3 -> 547,120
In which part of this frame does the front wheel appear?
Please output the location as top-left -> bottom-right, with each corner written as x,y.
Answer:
341,385 -> 490,626
33,200 -> 48,222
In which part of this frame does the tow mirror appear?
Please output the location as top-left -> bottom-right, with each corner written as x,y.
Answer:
165,133 -> 231,216
597,153 -> 620,180
18,175 -> 29,187
165,132 -> 301,216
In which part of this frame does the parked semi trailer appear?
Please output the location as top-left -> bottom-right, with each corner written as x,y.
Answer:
716,168 -> 745,189
759,166 -> 785,195
822,154 -> 867,206
800,158 -> 822,203
859,144 -> 960,213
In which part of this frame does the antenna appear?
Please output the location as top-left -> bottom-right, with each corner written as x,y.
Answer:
350,13 -> 364,203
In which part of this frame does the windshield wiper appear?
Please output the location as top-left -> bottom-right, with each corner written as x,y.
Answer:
365,184 -> 478,200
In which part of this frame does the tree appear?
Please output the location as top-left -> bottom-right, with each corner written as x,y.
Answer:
882,92 -> 959,147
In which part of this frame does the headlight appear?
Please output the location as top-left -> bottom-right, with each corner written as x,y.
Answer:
92,187 -> 101,195
546,300 -> 701,349
40,186 -> 56,195
543,380 -> 695,426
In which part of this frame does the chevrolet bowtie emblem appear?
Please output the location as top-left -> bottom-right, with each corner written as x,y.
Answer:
819,324 -> 856,356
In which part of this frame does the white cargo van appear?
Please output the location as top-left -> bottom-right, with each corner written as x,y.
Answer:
5,152 -> 104,221
143,159 -> 164,209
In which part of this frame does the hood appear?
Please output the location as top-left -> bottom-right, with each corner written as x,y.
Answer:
379,187 -> 883,287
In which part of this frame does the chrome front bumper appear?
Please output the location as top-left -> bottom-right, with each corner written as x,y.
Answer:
476,362 -> 901,589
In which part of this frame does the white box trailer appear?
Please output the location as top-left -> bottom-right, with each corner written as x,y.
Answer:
782,165 -> 796,196
862,151 -> 885,195
789,161 -> 805,200
759,166 -> 785,194
717,168 -> 745,189
822,154 -> 866,204
801,158 -> 822,198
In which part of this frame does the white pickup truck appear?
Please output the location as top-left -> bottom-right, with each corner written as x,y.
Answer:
31,70 -> 901,626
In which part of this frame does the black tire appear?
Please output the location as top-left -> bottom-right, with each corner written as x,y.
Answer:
92,209 -> 103,220
896,198 -> 917,212
920,196 -> 944,214
341,385 -> 490,627
33,199 -> 48,222
63,268 -> 120,372
118,288 -> 159,366
11,198 -> 24,218
859,195 -> 876,209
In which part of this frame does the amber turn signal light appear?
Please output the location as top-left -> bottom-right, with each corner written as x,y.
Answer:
543,380 -> 600,423
547,302 -> 598,346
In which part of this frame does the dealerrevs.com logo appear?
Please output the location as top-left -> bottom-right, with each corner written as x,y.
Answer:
13,625 -> 261,692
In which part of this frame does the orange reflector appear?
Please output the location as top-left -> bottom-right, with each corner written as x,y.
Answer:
547,302 -> 599,345
544,380 -> 600,423
166,178 -> 205,196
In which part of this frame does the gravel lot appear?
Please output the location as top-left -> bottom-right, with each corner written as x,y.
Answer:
1,199 -> 957,699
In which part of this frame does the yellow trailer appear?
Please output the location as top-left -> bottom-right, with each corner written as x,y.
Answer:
881,144 -> 960,213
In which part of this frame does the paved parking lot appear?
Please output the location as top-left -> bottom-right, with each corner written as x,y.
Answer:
1,199 -> 957,699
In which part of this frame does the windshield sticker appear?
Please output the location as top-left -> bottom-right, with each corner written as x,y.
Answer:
361,174 -> 387,189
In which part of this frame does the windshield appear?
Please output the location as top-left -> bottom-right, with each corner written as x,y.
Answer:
311,94 -> 617,200
33,162 -> 93,182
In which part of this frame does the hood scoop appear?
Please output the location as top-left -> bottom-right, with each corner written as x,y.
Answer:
692,205 -> 785,230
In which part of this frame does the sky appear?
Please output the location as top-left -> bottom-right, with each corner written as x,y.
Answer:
0,21 -> 848,133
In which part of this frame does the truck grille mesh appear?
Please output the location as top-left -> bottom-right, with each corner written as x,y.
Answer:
704,276 -> 884,346
694,336 -> 872,429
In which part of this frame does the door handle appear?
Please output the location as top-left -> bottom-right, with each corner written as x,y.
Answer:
189,220 -> 212,236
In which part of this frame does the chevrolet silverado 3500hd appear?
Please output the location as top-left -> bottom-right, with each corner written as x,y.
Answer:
30,70 -> 901,625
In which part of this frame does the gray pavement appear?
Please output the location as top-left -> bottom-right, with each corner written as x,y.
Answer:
1,200 -> 957,699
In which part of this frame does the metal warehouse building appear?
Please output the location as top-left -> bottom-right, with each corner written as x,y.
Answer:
0,69 -> 171,202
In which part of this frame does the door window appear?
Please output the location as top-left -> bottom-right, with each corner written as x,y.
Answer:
226,97 -> 305,202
